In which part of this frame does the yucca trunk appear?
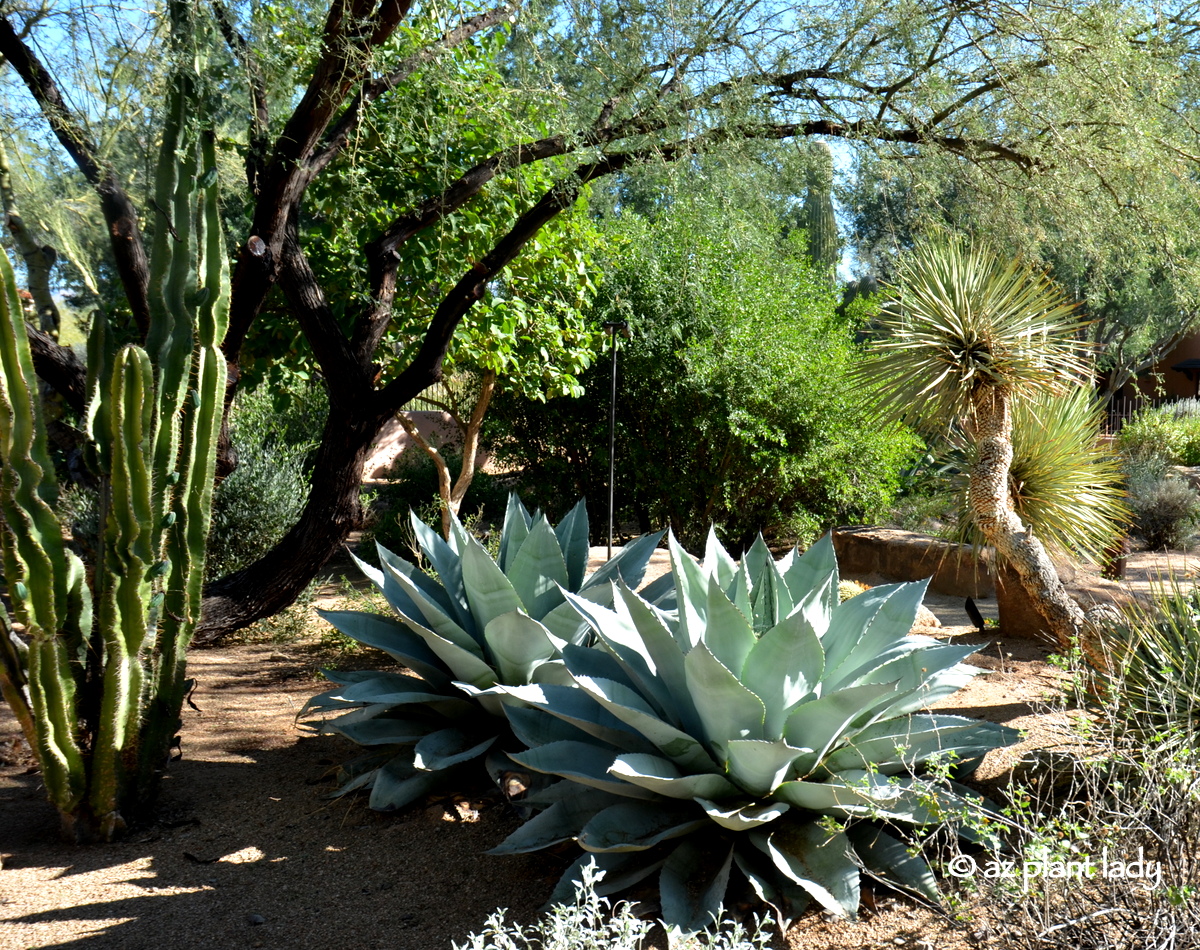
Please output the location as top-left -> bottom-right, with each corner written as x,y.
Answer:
968,387 -> 1089,651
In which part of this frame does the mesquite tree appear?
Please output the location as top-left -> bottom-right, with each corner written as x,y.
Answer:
0,7 -> 226,840
3,1 -> 1193,641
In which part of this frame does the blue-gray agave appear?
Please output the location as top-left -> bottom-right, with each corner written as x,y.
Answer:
303,495 -> 666,810
493,534 -> 1016,932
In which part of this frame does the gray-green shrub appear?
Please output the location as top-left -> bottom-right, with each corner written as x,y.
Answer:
206,384 -> 327,580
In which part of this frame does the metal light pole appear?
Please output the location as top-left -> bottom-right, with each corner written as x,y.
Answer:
602,320 -> 629,560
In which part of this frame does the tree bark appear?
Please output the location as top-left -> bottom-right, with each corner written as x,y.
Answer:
968,387 -> 1105,664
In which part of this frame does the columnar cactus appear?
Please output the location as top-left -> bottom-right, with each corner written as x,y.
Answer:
0,16 -> 227,841
803,141 -> 839,277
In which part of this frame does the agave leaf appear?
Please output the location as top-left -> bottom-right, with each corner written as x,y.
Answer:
369,756 -> 462,812
694,797 -> 790,831
726,561 -> 754,623
508,517 -> 571,619
754,822 -> 860,918
745,535 -> 793,631
380,558 -> 484,659
683,642 -> 766,754
823,715 -> 1019,776
412,728 -> 495,771
846,825 -> 940,903
704,574 -> 756,676
317,609 -> 451,689
668,532 -> 709,650
599,530 -> 666,591
639,571 -> 677,608
352,546 -> 428,622
703,526 -> 738,589
660,838 -> 735,934
824,580 -> 930,686
569,587 -> 675,714
509,740 -> 658,799
461,536 -> 525,630
561,639 -> 645,694
489,791 -> 618,854
578,801 -> 708,852
741,610 -> 825,738
782,533 -> 838,630
854,643 -> 982,720
568,673 -> 716,773
554,497 -> 591,592
540,598 -> 591,645
609,753 -> 740,800
613,582 -> 705,739
325,671 -> 453,706
326,717 -> 441,746
821,584 -> 912,680
783,682 -> 900,773
445,681 -> 507,716
483,610 -> 559,684
733,850 -> 809,933
377,543 -> 479,641
411,511 -> 470,605
773,771 -> 943,823
725,738 -> 810,796
498,492 -> 532,572
398,621 -> 497,689
505,682 -> 656,751
507,703 -> 616,750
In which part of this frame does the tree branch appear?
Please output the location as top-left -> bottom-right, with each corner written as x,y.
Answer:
0,15 -> 151,336
212,0 -> 270,193
309,2 -> 518,177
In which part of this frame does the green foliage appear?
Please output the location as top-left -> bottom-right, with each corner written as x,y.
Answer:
488,194 -> 919,548
241,12 -> 602,401
1118,400 -> 1200,468
206,384 -> 326,580
0,24 -> 228,840
302,496 -> 665,811
492,533 -> 1016,933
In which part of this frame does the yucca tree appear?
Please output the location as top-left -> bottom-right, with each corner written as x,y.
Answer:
945,386 -> 1128,562
860,238 -> 1107,652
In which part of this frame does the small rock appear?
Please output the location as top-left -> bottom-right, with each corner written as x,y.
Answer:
246,913 -> 266,926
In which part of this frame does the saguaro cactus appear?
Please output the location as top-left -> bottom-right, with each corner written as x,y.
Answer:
803,141 -> 840,277
0,18 -> 227,841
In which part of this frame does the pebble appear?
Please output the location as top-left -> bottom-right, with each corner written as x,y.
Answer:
247,913 -> 266,926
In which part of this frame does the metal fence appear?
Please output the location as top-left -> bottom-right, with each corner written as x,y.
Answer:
402,380 -> 453,413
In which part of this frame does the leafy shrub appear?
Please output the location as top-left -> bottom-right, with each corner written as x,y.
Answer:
206,384 -> 327,580
1118,400 -> 1200,467
303,496 -> 666,812
486,198 -> 919,549
1125,464 -> 1200,550
493,533 -> 1015,933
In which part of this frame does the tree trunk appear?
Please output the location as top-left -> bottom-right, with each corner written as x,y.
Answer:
193,398 -> 391,642
968,388 -> 1092,655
